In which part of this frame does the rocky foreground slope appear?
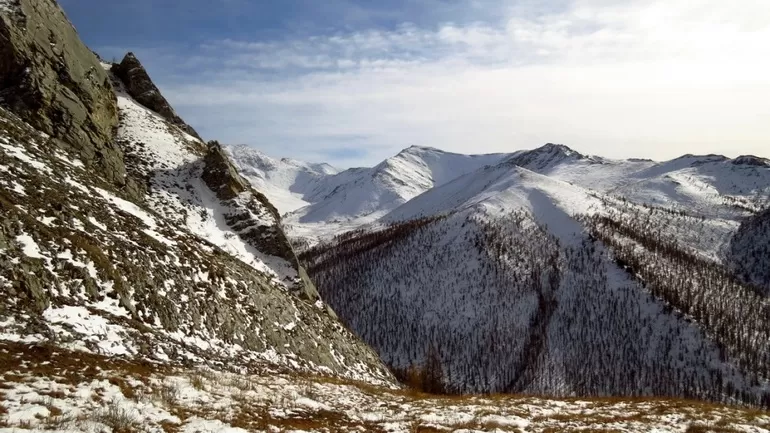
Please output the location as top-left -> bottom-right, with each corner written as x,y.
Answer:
2,340 -> 770,432
0,0 -> 391,387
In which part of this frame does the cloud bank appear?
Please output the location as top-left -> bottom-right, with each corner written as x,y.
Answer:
111,0 -> 770,167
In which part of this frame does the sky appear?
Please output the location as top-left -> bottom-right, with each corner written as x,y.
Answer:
61,0 -> 770,167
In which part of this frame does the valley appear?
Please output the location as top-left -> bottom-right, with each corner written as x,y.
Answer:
1,0 -> 769,430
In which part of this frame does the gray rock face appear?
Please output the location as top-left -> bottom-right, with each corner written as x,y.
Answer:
201,140 -> 325,304
0,0 -> 124,185
0,104 -> 392,383
0,0 -> 393,386
113,52 -> 202,140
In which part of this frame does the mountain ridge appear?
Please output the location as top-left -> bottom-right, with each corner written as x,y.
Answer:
0,0 -> 394,390
236,140 -> 770,406
231,141 -> 770,247
2,0 -> 770,429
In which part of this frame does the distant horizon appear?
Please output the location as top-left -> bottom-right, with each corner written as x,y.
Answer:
232,141 -> 768,170
63,0 -> 770,168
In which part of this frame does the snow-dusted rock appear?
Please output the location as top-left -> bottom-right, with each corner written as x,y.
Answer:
0,0 -> 393,386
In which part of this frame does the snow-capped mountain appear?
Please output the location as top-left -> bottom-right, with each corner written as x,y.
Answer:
501,145 -> 770,219
3,0 -> 770,429
229,144 -> 508,243
234,140 -> 770,406
232,140 -> 769,253
504,143 -> 657,191
225,144 -> 339,213
609,154 -> 770,217
300,156 -> 770,405
226,146 -> 504,216
383,163 -> 599,232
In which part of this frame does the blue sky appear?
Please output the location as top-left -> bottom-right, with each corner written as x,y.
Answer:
61,0 -> 770,167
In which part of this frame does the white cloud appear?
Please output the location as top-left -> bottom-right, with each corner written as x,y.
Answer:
155,0 -> 770,166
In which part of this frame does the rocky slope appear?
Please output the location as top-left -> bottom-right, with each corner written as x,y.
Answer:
0,0 -> 392,387
113,52 -> 201,141
0,0 -> 126,189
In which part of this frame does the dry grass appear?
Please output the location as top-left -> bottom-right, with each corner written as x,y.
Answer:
189,373 -> 205,390
0,340 -> 768,433
0,341 -> 170,388
686,423 -> 747,433
155,382 -> 180,407
96,398 -> 139,433
225,374 -> 253,391
42,413 -> 77,430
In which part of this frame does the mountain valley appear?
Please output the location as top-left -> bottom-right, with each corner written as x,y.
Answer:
1,0 -> 770,431
231,133 -> 770,407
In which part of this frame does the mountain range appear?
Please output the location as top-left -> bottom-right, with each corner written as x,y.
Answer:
230,136 -> 770,406
1,0 -> 770,430
230,141 -> 769,247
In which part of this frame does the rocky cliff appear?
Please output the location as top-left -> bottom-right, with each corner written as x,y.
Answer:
0,0 -> 393,384
113,52 -> 201,140
0,0 -> 126,186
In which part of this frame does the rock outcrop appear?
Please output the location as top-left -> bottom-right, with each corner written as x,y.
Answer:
113,52 -> 201,140
0,0 -> 392,385
201,140 -> 326,305
202,140 -> 293,260
0,0 -> 125,185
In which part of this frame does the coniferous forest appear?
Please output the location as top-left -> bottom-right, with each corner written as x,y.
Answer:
301,205 -> 770,407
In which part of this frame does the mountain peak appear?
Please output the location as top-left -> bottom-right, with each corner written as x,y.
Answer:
535,143 -> 583,157
400,145 -> 447,155
732,155 -> 770,167
113,52 -> 202,140
505,143 -> 586,171
671,153 -> 728,165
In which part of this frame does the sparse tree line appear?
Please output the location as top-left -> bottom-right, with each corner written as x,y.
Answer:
302,208 -> 770,408
582,207 -> 770,406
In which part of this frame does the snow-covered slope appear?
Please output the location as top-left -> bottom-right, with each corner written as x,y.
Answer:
497,144 -> 770,222
504,143 -> 657,192
297,147 -> 770,406
384,162 -> 600,237
230,144 -> 508,245
609,155 -> 770,218
303,203 -> 770,405
503,145 -> 770,220
242,145 -> 505,221
237,142 -> 769,250
225,144 -> 339,213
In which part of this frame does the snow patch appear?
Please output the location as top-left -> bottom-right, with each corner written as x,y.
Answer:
43,306 -> 134,356
15,233 -> 44,259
